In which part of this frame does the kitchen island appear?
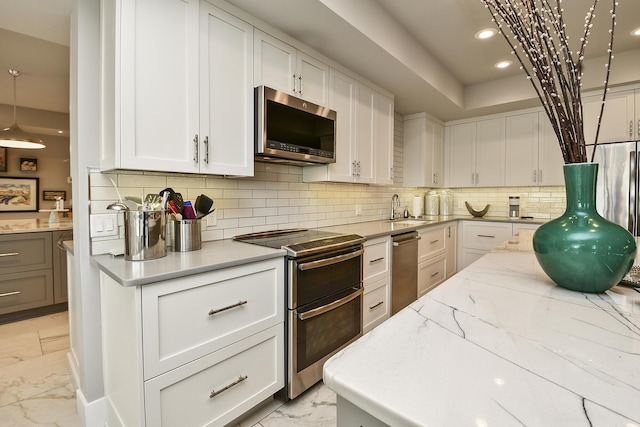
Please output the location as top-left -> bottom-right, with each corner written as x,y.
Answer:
323,230 -> 640,426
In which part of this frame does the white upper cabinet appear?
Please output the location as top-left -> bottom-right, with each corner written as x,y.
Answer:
403,113 -> 444,187
447,118 -> 505,187
101,0 -> 200,173
199,2 -> 254,176
303,69 -> 394,184
253,30 -> 329,106
101,0 -> 253,176
537,113 -> 565,185
583,89 -> 638,144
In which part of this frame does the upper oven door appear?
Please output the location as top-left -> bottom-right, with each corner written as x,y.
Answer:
289,246 -> 363,309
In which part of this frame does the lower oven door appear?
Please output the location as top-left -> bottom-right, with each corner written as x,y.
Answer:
288,285 -> 363,399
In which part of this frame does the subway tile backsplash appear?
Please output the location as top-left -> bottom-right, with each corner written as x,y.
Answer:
88,113 -> 566,255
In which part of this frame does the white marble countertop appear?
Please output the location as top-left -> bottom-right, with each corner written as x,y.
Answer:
0,219 -> 73,234
91,239 -> 286,286
323,230 -> 640,426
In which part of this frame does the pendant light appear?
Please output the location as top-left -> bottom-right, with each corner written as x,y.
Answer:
0,69 -> 45,149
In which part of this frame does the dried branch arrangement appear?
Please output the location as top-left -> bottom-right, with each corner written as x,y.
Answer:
480,0 -> 618,163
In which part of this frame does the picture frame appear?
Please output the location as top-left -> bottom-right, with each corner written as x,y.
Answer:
20,158 -> 38,171
0,177 -> 39,212
43,190 -> 66,201
0,147 -> 6,172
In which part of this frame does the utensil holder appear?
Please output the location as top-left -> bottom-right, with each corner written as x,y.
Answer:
124,210 -> 166,261
167,218 -> 202,252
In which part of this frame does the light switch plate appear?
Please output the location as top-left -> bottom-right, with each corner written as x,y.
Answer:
90,214 -> 119,237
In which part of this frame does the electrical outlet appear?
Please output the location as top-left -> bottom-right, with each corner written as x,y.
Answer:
206,210 -> 218,227
355,204 -> 362,216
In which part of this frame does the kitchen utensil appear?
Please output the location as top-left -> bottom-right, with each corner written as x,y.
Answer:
182,200 -> 197,219
107,201 -> 130,211
173,193 -> 184,213
195,194 -> 214,219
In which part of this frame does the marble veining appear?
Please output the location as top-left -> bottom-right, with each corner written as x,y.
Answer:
324,230 -> 640,426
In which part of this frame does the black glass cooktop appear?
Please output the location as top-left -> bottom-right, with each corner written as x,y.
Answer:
233,228 -> 365,257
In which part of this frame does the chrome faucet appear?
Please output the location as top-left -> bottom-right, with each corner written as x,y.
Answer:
390,194 -> 400,220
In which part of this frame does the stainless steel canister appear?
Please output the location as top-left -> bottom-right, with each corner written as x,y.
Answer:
424,191 -> 439,216
439,191 -> 453,216
124,210 -> 166,261
167,218 -> 202,252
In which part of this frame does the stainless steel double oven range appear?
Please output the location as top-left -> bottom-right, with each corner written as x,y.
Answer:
234,229 -> 365,399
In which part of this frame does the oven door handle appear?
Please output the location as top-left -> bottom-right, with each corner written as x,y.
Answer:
297,248 -> 364,271
297,287 -> 363,321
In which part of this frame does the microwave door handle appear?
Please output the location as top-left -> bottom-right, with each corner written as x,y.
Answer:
297,248 -> 364,271
297,287 -> 363,321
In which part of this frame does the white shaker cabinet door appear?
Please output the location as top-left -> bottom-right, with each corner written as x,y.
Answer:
102,0 -> 200,173
354,82 -> 376,184
583,90 -> 635,144
199,3 -> 254,176
505,112 -> 539,186
447,122 -> 476,187
253,30 -> 296,95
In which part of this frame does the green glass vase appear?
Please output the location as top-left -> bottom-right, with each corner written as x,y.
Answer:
532,163 -> 636,293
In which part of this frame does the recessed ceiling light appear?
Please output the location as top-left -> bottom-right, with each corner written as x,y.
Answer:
495,60 -> 513,69
631,27 -> 640,36
475,28 -> 497,40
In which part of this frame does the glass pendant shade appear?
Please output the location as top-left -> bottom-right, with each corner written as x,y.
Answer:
0,69 -> 45,149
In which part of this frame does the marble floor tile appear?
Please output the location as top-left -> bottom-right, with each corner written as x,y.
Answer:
0,384 -> 81,427
0,311 -> 69,340
39,324 -> 71,355
256,382 -> 337,427
0,331 -> 42,368
0,347 -> 71,407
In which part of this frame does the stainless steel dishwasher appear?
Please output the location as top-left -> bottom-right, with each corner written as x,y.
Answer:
392,231 -> 420,315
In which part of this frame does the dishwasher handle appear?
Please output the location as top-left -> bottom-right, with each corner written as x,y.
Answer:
393,232 -> 420,247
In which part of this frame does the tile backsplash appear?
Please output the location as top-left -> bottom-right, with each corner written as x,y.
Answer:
88,113 -> 566,255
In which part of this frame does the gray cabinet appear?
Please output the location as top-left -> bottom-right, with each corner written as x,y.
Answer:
0,230 -> 72,317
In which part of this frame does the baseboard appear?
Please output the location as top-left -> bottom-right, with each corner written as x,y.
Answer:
66,351 -> 80,391
76,388 -> 106,427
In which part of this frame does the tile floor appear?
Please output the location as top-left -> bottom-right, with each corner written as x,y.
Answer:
0,312 -> 338,427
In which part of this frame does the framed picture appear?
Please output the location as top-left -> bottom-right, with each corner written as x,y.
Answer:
0,177 -> 39,212
20,158 -> 38,171
0,148 -> 6,172
43,190 -> 66,201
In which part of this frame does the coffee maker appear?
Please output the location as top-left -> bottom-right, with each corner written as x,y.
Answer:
509,196 -> 520,219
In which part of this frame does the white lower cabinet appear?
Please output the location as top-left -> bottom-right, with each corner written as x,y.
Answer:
100,257 -> 285,427
417,223 -> 455,297
458,221 -> 541,269
363,236 -> 391,333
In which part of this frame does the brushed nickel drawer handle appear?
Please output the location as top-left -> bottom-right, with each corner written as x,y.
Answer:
477,234 -> 495,238
0,252 -> 19,257
369,301 -> 383,310
0,291 -> 21,297
209,375 -> 247,399
208,300 -> 247,316
430,272 -> 440,278
369,257 -> 384,263
430,239 -> 440,244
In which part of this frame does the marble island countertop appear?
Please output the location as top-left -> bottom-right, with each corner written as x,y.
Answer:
323,230 -> 640,426
0,218 -> 73,234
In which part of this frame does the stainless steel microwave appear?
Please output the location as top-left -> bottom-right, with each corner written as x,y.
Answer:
255,86 -> 337,166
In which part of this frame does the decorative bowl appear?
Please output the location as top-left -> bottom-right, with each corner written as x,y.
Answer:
465,202 -> 490,217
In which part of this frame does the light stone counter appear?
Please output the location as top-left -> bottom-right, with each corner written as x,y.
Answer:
318,215 -> 546,239
0,219 -> 73,234
323,230 -> 640,426
91,239 -> 285,286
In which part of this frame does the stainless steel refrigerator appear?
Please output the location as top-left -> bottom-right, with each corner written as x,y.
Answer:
588,141 -> 639,236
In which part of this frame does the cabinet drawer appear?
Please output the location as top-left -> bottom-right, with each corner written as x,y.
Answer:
418,226 -> 445,263
0,232 -> 52,274
463,222 -> 512,250
418,255 -> 446,297
142,258 -> 284,379
144,325 -> 284,427
363,237 -> 390,283
0,270 -> 54,315
363,277 -> 390,334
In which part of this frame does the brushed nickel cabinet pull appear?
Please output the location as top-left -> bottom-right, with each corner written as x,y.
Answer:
369,301 -> 383,310
0,291 -> 21,298
0,252 -> 19,257
209,375 -> 248,399
430,272 -> 440,277
532,169 -> 537,183
369,257 -> 384,263
539,169 -> 543,183
193,134 -> 199,163
204,136 -> 209,164
477,234 -> 495,238
430,239 -> 439,244
208,300 -> 247,316
631,120 -> 634,138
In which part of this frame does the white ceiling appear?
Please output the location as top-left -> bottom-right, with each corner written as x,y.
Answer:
0,0 -> 639,124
